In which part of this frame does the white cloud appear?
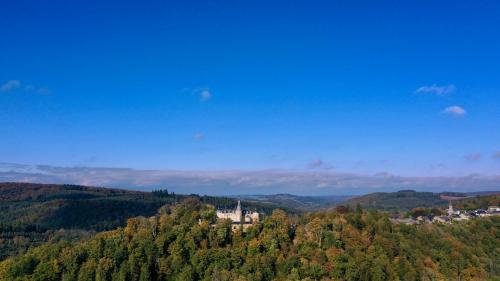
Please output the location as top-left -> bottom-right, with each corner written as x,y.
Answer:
442,105 -> 466,117
0,80 -> 21,92
0,80 -> 50,94
200,89 -> 211,101
464,153 -> 481,162
25,85 -> 51,94
1,162 -> 499,195
415,84 -> 456,96
306,159 -> 333,170
186,87 -> 212,102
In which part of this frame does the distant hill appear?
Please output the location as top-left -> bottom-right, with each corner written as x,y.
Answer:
345,189 -> 499,211
0,182 -> 176,231
2,199 -> 499,280
237,193 -> 353,211
452,193 -> 499,210
236,191 -> 500,211
0,182 -> 286,260
345,190 -> 446,210
0,182 -> 179,259
1,182 -> 497,261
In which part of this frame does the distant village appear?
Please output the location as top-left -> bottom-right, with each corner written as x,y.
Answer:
392,202 -> 500,225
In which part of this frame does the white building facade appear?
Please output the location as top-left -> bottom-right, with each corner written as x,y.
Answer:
216,200 -> 260,231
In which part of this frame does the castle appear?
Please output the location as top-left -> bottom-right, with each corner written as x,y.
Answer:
216,200 -> 260,231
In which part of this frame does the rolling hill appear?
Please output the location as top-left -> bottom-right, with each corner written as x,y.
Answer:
1,199 -> 498,280
0,183 -> 177,259
237,190 -> 500,212
0,182 -> 284,260
1,183 -> 498,261
345,189 -> 499,211
237,193 -> 353,211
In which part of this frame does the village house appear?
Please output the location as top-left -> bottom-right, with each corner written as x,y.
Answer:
433,216 -> 451,224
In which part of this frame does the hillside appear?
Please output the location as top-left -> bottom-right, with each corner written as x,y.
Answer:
0,183 -> 284,260
240,191 -> 500,212
345,190 -> 448,210
236,194 -> 353,211
0,200 -> 498,281
0,183 -> 177,260
0,183 -> 175,231
345,190 -> 499,211
453,194 -> 499,210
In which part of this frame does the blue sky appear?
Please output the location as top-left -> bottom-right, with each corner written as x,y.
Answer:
1,0 -> 500,179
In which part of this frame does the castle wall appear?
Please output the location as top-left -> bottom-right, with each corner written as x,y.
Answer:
216,200 -> 259,226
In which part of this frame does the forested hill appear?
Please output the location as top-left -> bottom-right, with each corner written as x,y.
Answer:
236,194 -> 353,211
0,200 -> 498,281
0,183 -> 284,260
345,190 -> 499,211
238,191 -> 499,212
0,182 -> 176,231
0,182 -> 285,231
0,183 -> 174,260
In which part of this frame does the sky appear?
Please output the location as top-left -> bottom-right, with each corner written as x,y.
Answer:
1,1 -> 500,193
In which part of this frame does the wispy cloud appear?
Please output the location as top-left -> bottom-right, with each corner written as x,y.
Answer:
200,89 -> 211,101
1,163 -> 499,195
194,133 -> 205,140
415,84 -> 456,96
25,85 -> 51,94
306,159 -> 334,170
464,153 -> 482,162
442,105 -> 466,117
0,80 -> 50,94
0,80 -> 21,92
430,163 -> 447,169
187,87 -> 212,102
493,151 -> 500,160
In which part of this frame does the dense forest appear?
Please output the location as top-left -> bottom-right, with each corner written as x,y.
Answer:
453,195 -> 499,211
0,197 -> 498,281
0,183 -> 291,260
237,194 -> 353,211
345,190 -> 499,211
0,183 -> 176,260
345,190 -> 450,211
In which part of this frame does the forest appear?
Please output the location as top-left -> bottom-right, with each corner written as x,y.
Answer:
0,183 -> 286,260
0,197 -> 498,281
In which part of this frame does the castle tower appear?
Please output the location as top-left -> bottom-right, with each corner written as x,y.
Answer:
448,201 -> 454,217
236,200 -> 242,223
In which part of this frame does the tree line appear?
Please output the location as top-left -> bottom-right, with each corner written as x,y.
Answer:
0,197 -> 498,281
